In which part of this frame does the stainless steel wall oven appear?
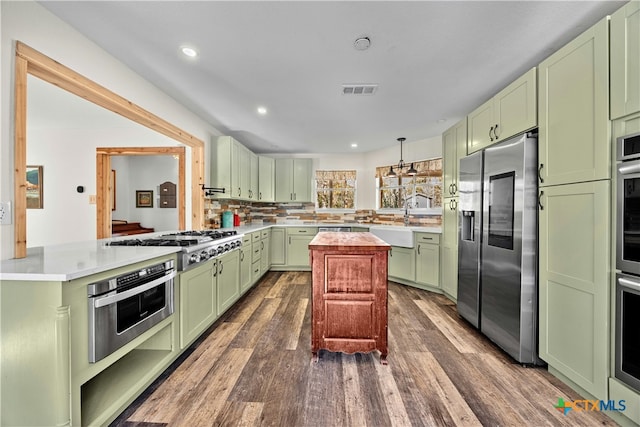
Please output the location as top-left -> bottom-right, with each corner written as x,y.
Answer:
88,260 -> 176,363
616,131 -> 640,392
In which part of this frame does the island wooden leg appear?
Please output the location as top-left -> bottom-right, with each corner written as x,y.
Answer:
380,352 -> 388,365
312,351 -> 319,363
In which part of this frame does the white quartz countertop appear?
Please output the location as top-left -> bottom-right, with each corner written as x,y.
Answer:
0,223 -> 441,282
0,241 -> 181,282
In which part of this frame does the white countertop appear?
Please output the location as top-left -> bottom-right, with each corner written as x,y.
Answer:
0,241 -> 181,282
0,223 -> 441,282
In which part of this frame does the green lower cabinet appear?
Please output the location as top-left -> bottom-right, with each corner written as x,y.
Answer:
216,249 -> 240,316
270,227 -> 286,266
415,233 -> 440,290
388,246 -> 416,283
441,197 -> 459,299
286,228 -> 318,269
260,230 -> 271,275
180,260 -> 217,349
538,180 -> 610,400
239,235 -> 252,294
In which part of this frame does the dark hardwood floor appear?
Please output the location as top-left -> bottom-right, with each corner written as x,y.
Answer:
113,271 -> 617,426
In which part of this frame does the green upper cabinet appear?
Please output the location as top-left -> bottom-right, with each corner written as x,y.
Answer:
611,1 -> 640,120
258,156 -> 275,202
538,17 -> 609,187
467,67 -> 537,154
442,118 -> 467,198
212,136 -> 260,201
275,158 -> 312,202
249,150 -> 259,201
211,136 -> 241,199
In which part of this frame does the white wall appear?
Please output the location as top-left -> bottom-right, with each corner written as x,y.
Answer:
303,135 -> 442,209
112,156 -> 179,233
1,0 -> 222,257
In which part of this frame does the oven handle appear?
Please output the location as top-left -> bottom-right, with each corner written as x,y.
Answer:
618,276 -> 640,293
91,271 -> 176,308
618,161 -> 640,175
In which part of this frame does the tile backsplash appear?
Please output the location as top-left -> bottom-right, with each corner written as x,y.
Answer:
203,199 -> 442,229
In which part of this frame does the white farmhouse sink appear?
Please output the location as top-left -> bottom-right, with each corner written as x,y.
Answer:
369,225 -> 414,248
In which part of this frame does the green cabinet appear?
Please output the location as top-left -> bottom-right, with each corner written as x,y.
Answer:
611,1 -> 640,120
270,227 -> 286,266
467,67 -> 537,154
239,234 -> 253,294
538,180 -> 610,399
212,136 -> 259,201
275,158 -> 312,202
388,246 -> 415,283
258,155 -> 275,202
538,18 -> 609,187
415,232 -> 440,289
286,227 -> 317,268
216,249 -> 240,315
260,228 -> 271,275
441,198 -> 459,300
442,118 -> 467,197
180,259 -> 217,348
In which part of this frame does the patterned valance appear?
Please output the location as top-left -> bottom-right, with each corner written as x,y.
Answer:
315,170 -> 356,189
375,158 -> 442,178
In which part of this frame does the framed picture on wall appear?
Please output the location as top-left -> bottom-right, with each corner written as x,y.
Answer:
26,165 -> 43,209
136,190 -> 153,208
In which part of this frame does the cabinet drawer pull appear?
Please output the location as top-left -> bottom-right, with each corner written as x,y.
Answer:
494,123 -> 499,139
451,183 -> 457,195
489,126 -> 494,142
417,245 -> 421,254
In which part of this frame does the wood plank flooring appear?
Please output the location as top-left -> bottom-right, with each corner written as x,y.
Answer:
113,271 -> 617,426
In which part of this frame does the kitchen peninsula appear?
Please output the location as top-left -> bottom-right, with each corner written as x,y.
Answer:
309,231 -> 390,363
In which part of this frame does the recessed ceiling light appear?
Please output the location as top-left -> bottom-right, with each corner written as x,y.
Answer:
180,46 -> 198,58
257,106 -> 268,115
436,118 -> 447,123
354,36 -> 371,51
351,143 -> 358,148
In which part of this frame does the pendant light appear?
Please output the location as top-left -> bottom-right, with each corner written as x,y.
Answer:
388,137 -> 417,177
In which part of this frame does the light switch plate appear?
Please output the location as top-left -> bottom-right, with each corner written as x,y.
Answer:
0,201 -> 12,225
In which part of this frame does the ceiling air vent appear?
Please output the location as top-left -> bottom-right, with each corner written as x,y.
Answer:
342,84 -> 378,96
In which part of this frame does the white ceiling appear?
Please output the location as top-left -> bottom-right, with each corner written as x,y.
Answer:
38,0 -> 627,154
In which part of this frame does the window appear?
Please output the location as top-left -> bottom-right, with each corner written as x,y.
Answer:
375,158 -> 442,210
315,170 -> 356,209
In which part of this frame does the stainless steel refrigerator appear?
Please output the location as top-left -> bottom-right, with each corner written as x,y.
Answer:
457,132 -> 541,364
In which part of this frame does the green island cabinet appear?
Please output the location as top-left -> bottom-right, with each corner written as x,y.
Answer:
275,158 -> 313,202
239,233 -> 253,294
415,232 -> 440,290
258,155 -> 275,202
467,67 -> 537,154
537,16 -> 610,401
1,254 -> 180,427
611,1 -> 640,120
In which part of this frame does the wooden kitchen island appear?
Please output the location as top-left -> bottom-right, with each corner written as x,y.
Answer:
309,232 -> 391,364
